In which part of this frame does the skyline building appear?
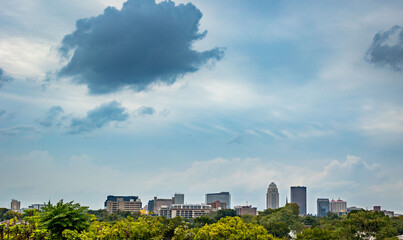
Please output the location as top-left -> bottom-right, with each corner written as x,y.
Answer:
173,193 -> 184,204
235,205 -> 257,216
104,195 -> 141,213
11,199 -> 20,213
330,199 -> 347,214
290,186 -> 307,215
266,182 -> 279,209
317,198 -> 329,217
205,192 -> 231,208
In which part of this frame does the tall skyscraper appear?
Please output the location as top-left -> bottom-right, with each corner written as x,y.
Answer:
266,182 -> 279,209
205,192 -> 231,208
173,193 -> 184,204
317,198 -> 329,217
290,186 -> 307,215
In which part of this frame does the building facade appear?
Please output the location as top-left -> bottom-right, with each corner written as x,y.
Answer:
317,198 -> 329,217
330,199 -> 347,213
205,192 -> 231,209
104,195 -> 142,213
11,199 -> 21,212
235,205 -> 257,216
266,182 -> 279,209
290,186 -> 307,215
170,204 -> 213,218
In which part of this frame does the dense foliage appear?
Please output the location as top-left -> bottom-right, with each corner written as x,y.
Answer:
0,201 -> 402,239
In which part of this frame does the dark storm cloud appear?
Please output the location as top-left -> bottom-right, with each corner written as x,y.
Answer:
134,106 -> 155,116
58,0 -> 224,94
366,25 -> 403,71
38,106 -> 64,127
68,101 -> 128,134
0,68 -> 13,88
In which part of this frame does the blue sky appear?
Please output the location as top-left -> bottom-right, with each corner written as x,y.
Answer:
1,0 -> 403,214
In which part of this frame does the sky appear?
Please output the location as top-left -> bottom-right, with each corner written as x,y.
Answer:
0,0 -> 403,214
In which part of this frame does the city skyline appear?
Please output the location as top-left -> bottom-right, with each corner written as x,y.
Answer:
1,0 -> 403,214
3,182 -> 402,216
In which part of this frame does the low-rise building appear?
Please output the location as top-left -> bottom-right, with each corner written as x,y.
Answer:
170,204 -> 213,218
208,200 -> 227,210
234,205 -> 257,216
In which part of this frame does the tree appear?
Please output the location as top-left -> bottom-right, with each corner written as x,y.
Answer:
194,216 -> 279,240
40,200 -> 91,239
296,228 -> 338,240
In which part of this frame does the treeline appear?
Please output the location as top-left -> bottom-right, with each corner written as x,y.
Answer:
1,200 -> 402,239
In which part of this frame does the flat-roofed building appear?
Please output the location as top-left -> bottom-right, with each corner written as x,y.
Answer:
290,186 -> 307,215
317,198 -> 329,217
105,195 -> 141,213
205,192 -> 231,209
173,193 -> 184,204
170,204 -> 213,218
235,205 -> 257,216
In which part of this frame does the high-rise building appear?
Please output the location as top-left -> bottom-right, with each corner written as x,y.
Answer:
317,198 -> 329,217
205,192 -> 231,208
104,195 -> 142,214
173,193 -> 184,204
266,182 -> 279,209
235,205 -> 257,216
330,199 -> 347,213
11,199 -> 21,212
290,186 -> 307,215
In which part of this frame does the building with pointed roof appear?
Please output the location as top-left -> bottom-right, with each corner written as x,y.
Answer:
266,182 -> 279,209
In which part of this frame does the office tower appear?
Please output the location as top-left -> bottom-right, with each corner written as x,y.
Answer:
205,192 -> 231,208
266,182 -> 279,209
234,205 -> 257,216
330,199 -> 347,213
317,198 -> 329,217
104,195 -> 142,213
290,186 -> 307,215
173,193 -> 184,204
11,199 -> 21,212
